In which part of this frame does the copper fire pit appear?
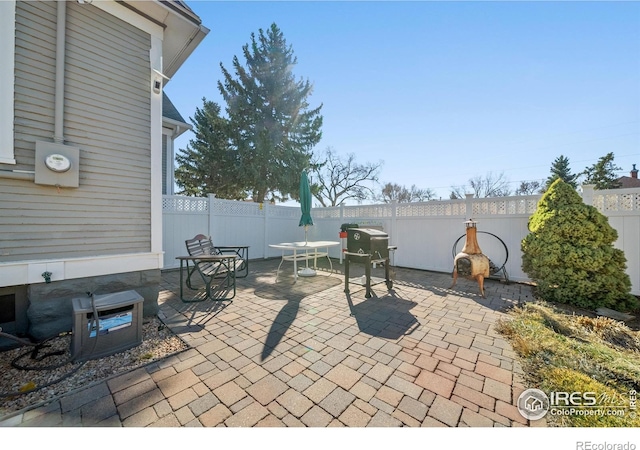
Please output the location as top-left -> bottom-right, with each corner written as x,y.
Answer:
450,219 -> 490,297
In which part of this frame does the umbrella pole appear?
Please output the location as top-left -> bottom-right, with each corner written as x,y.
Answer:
305,226 -> 309,268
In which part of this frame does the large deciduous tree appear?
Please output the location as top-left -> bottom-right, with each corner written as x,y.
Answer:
450,172 -> 511,199
218,23 -> 323,203
175,100 -> 245,199
515,180 -> 543,195
378,183 -> 435,203
310,147 -> 382,207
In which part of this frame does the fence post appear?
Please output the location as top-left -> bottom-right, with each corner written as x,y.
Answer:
263,202 -> 269,259
581,184 -> 595,206
390,199 -> 398,247
339,204 -> 345,263
207,193 -> 215,239
465,193 -> 474,219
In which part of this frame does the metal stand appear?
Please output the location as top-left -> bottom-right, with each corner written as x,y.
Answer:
344,252 -> 393,298
451,231 -> 510,284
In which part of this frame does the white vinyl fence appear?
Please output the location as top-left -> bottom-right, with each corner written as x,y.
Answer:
162,186 -> 640,295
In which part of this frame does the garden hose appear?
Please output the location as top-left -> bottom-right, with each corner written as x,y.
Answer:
0,291 -> 101,398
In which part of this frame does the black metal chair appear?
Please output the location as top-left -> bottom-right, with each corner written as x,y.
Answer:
178,234 -> 249,302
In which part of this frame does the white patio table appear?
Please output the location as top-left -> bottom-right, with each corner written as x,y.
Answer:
268,241 -> 340,282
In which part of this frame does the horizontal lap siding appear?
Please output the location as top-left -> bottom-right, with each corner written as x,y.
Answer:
12,1 -> 57,169
0,1 -> 151,262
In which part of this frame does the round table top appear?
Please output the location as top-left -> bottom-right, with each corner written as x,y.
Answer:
269,240 -> 340,250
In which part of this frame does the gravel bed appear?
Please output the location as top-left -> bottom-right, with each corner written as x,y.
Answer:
0,316 -> 187,418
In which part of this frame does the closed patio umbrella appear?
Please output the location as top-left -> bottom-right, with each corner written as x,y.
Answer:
299,171 -> 313,241
298,171 -> 315,277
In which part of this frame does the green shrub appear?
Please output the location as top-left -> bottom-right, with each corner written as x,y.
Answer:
521,179 -> 637,312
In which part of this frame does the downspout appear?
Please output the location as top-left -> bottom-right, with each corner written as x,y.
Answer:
53,0 -> 66,144
169,125 -> 182,195
0,1 -> 66,181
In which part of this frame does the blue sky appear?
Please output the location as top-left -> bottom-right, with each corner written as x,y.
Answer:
165,0 -> 640,201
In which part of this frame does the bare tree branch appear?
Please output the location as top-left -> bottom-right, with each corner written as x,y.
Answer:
311,147 -> 383,206
450,172 -> 511,198
378,182 -> 436,203
515,180 -> 543,195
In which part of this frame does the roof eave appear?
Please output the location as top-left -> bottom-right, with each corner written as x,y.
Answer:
163,116 -> 193,138
163,22 -> 209,81
120,1 -> 210,80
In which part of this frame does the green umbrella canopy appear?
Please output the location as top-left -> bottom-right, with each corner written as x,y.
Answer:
299,171 -> 313,228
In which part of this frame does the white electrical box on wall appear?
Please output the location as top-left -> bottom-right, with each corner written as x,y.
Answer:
34,141 -> 80,188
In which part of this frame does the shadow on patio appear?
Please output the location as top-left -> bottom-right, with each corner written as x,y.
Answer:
153,257 -> 536,427
254,274 -> 342,361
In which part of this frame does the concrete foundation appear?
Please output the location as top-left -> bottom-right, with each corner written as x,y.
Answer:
26,269 -> 160,341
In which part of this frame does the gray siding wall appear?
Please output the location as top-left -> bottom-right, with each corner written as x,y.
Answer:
0,1 -> 152,262
12,0 -> 56,170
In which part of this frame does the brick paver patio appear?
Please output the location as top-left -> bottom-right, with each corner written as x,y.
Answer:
0,258 -> 543,427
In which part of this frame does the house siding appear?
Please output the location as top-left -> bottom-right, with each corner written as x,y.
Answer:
12,0 -> 57,170
0,1 -> 152,262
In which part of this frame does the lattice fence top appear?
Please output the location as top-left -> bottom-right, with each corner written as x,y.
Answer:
592,190 -> 640,213
356,219 -> 386,228
471,197 -> 539,216
268,205 -> 299,218
212,199 -> 265,216
343,204 -> 394,218
162,196 -> 208,213
310,207 -> 342,219
163,189 -> 640,218
397,201 -> 467,217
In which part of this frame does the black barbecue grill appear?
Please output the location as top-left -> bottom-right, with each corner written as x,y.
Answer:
343,228 -> 394,298
347,228 -> 390,260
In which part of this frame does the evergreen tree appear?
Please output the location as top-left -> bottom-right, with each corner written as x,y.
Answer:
218,23 -> 323,202
545,155 -> 578,190
175,100 -> 245,199
521,179 -> 637,312
582,152 -> 622,189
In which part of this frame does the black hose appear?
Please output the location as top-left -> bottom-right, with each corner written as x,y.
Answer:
0,291 -> 101,398
0,331 -> 86,398
11,336 -> 70,371
84,291 -> 102,361
0,330 -> 38,347
0,362 -> 85,398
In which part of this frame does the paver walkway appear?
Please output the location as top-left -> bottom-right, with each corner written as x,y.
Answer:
0,258 -> 545,427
